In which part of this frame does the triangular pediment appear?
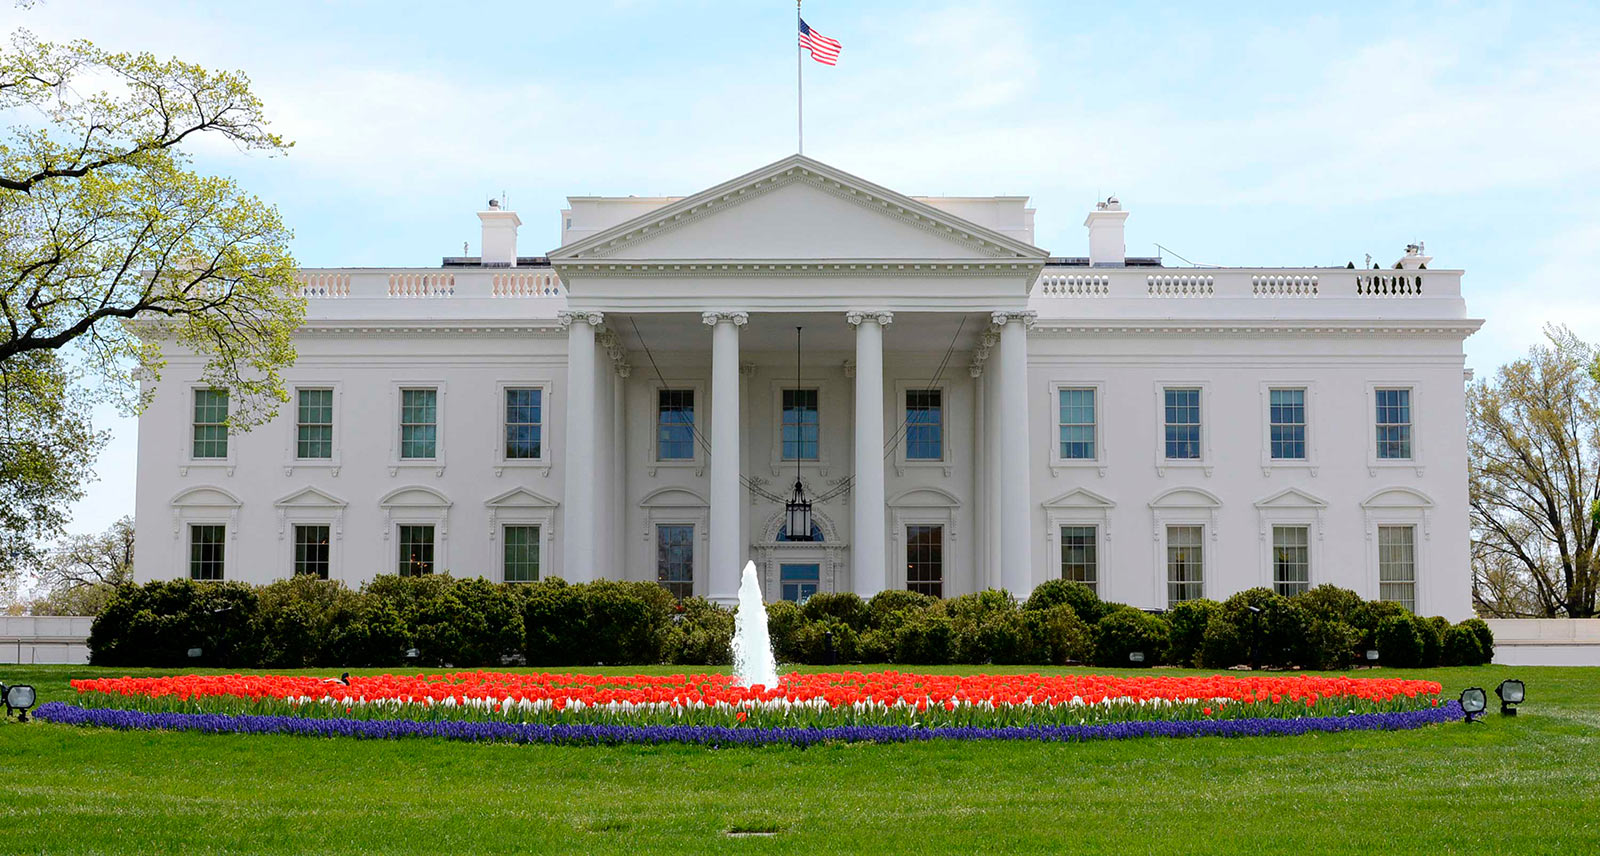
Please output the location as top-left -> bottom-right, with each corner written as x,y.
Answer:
274,486 -> 348,508
484,487 -> 559,508
1254,487 -> 1327,509
550,155 -> 1048,263
1042,487 -> 1117,509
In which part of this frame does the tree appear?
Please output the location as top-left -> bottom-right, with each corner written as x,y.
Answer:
1469,326 -> 1600,618
25,514 -> 133,616
0,29 -> 302,574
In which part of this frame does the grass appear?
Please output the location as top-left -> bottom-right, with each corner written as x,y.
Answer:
0,664 -> 1597,854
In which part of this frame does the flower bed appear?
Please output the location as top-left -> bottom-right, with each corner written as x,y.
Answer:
64,671 -> 1445,733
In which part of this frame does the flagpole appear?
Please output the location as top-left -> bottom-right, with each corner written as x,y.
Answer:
796,0 -> 803,154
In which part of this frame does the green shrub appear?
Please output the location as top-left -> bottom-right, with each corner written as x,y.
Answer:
796,620 -> 857,664
1092,609 -> 1169,667
89,580 -> 262,667
411,577 -> 524,666
1302,619 -> 1359,670
866,589 -> 935,631
582,580 -> 673,665
765,600 -> 807,663
966,609 -> 1035,664
1376,614 -> 1426,668
521,578 -> 589,666
1293,585 -> 1363,626
1459,618 -> 1495,663
325,599 -> 410,666
1198,588 -> 1308,669
1442,624 -> 1486,667
1418,616 -> 1451,668
800,592 -> 869,632
1022,580 -> 1108,624
254,577 -> 363,668
1166,598 -> 1220,668
892,609 -> 956,665
663,597 -> 733,666
856,628 -> 891,664
1351,599 -> 1411,655
1024,604 -> 1093,665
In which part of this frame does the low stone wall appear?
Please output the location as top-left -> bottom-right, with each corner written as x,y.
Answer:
1485,618 -> 1600,667
0,615 -> 93,665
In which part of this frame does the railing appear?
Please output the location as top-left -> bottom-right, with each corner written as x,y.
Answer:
285,268 -> 566,300
1251,275 -> 1318,297
1355,273 -> 1423,296
491,271 -> 564,297
1038,274 -> 1109,297
388,273 -> 455,298
293,272 -> 350,298
1147,274 -> 1214,297
1032,267 -> 1454,300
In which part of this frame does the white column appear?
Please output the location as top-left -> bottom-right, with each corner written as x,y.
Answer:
848,310 -> 892,598
980,330 -> 1004,589
560,310 -> 603,582
704,311 -> 748,604
994,311 -> 1035,597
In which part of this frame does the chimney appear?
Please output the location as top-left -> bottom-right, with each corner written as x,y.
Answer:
1084,197 -> 1128,267
478,198 -> 521,267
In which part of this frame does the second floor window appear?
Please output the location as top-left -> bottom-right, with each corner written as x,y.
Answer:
192,389 -> 229,459
505,388 -> 542,459
656,389 -> 695,461
1375,388 -> 1412,459
296,389 -> 333,460
1058,388 -> 1096,459
1269,388 -> 1306,460
905,389 -> 943,460
400,388 -> 437,459
1164,388 -> 1202,460
782,388 -> 819,461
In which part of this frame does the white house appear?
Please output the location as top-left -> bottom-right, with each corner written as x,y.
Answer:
133,155 -> 1481,618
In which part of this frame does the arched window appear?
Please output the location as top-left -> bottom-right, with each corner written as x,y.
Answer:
776,522 -> 825,542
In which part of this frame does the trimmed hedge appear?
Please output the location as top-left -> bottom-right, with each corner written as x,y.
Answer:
88,576 -> 1494,669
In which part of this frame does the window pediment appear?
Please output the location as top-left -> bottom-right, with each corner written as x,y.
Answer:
484,487 -> 559,508
170,486 -> 242,508
379,485 -> 452,509
1254,487 -> 1327,509
639,487 -> 709,508
274,486 -> 348,508
1149,487 -> 1223,509
1042,487 -> 1116,509
888,487 -> 961,508
1361,487 -> 1434,509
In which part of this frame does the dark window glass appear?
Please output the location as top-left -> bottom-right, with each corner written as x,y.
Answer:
905,389 -> 943,460
780,563 -> 820,603
906,524 -> 943,598
1060,525 -> 1097,593
781,389 -> 820,461
505,388 -> 543,459
656,389 -> 695,461
189,524 -> 226,580
398,525 -> 435,576
294,524 -> 331,579
503,525 -> 540,582
657,524 -> 694,599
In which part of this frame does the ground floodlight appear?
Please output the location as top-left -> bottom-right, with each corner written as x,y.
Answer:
1496,679 -> 1525,716
5,684 -> 37,722
187,647 -> 203,659
1459,687 -> 1488,723
1128,651 -> 1146,665
1365,649 -> 1380,663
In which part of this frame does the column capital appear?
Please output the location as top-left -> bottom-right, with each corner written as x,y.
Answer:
558,309 -> 605,328
990,309 -> 1036,330
701,310 -> 749,327
846,310 -> 894,327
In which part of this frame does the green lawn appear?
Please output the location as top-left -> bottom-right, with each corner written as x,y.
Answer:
1,664 -> 1597,854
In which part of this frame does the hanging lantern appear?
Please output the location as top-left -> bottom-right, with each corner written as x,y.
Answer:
786,479 -> 814,542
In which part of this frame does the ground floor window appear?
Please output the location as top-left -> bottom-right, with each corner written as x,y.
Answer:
906,524 -> 943,598
189,524 -> 225,580
398,524 -> 435,576
780,563 -> 819,603
1166,525 -> 1203,605
503,525 -> 541,582
657,524 -> 694,599
293,524 -> 330,579
1060,525 -> 1098,594
1378,525 -> 1416,611
1272,525 -> 1310,596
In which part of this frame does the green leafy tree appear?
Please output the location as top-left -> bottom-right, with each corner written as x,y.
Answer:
0,30 -> 302,576
1468,326 -> 1599,617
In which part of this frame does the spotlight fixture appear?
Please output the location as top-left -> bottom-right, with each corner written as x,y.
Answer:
1128,651 -> 1146,665
4,684 -> 37,722
1496,679 -> 1525,716
1364,649 -> 1380,667
1459,687 -> 1488,723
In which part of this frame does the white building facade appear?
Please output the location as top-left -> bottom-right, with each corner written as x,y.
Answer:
133,155 -> 1482,618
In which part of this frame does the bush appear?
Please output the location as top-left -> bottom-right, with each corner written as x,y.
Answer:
411,577 -> 524,666
521,578 -> 588,666
796,619 -> 857,664
325,598 -> 410,666
582,580 -> 673,665
1459,618 -> 1495,663
1199,589 -> 1308,669
1375,614 -> 1426,668
1351,599 -> 1411,655
1443,624 -> 1486,667
1024,604 -> 1093,665
89,580 -> 262,667
1302,619 -> 1359,670
254,577 -> 363,668
765,600 -> 807,663
1166,598 -> 1220,668
1092,608 -> 1169,667
800,592 -> 868,632
892,609 -> 956,665
1022,580 -> 1108,624
663,597 -> 733,666
857,628 -> 892,663
866,589 -> 935,632
1293,585 -> 1363,626
1418,616 -> 1451,668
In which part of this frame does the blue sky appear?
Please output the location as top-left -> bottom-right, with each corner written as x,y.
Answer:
7,0 -> 1599,536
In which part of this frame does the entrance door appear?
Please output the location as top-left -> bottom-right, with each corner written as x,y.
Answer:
780,563 -> 820,603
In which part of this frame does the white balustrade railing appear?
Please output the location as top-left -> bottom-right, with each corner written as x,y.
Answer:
1147,274 -> 1215,297
491,271 -> 565,297
293,272 -> 350,298
1030,267 -> 1454,300
1038,273 -> 1110,297
388,273 -> 456,298
1355,273 -> 1423,296
287,268 -> 566,300
1251,274 -> 1318,297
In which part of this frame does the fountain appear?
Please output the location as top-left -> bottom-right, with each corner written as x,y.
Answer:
730,561 -> 780,689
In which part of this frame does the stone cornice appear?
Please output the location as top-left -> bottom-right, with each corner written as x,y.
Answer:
291,320 -> 567,337
1028,319 -> 1485,337
555,259 -> 1045,279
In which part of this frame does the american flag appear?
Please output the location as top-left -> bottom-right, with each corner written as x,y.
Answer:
799,18 -> 841,66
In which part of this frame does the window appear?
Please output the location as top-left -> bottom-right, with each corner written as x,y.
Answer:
1268,388 -> 1306,460
189,524 -> 225,580
503,525 -> 541,582
1058,388 -> 1096,460
781,389 -> 819,461
400,389 -> 438,460
1060,525 -> 1098,594
296,389 -> 333,460
293,524 -> 331,579
504,388 -> 542,459
780,563 -> 820,603
1164,388 -> 1201,460
1375,388 -> 1412,459
656,524 -> 694,599
906,524 -> 943,597
905,389 -> 943,460
656,389 -> 695,461
397,524 -> 435,576
1166,525 -> 1203,605
1272,525 -> 1310,596
1378,525 -> 1416,611
192,389 -> 229,459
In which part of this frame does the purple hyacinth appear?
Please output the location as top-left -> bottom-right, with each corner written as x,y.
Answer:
33,701 -> 1464,747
